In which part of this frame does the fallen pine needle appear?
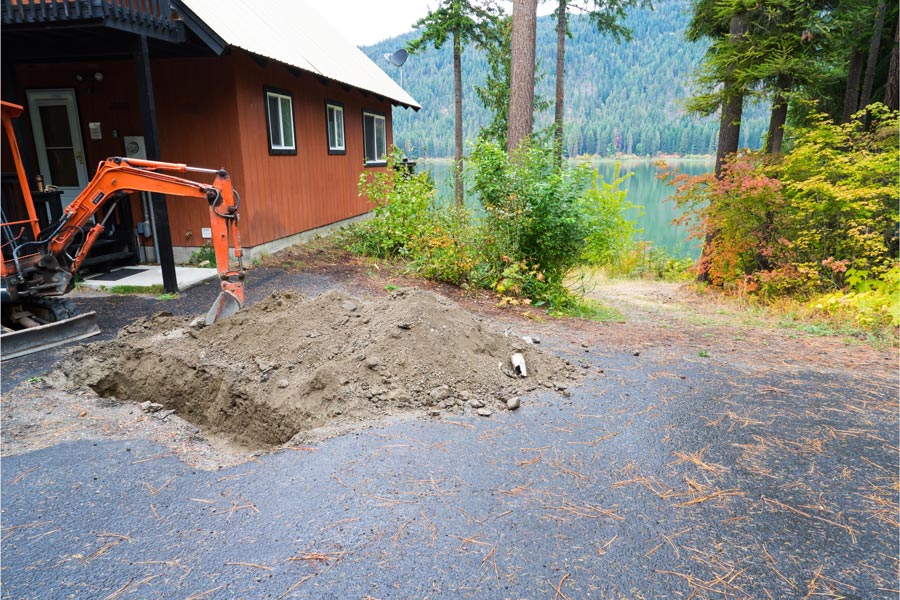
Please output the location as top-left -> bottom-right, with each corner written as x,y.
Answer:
11,466 -> 38,484
442,420 -> 476,429
676,489 -> 745,507
548,573 -> 571,600
216,471 -> 252,483
279,574 -> 317,599
145,477 -> 175,497
225,561 -> 273,571
803,565 -> 824,600
762,497 -> 857,543
186,584 -> 226,600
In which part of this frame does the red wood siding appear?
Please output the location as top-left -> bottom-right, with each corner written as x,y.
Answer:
231,51 -> 394,247
151,56 -> 246,248
11,50 -> 398,250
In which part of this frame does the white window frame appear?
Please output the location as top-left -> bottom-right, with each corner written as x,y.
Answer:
326,102 -> 345,154
265,89 -> 296,154
363,111 -> 387,165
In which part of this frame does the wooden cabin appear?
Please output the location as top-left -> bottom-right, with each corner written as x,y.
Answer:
1,0 -> 419,289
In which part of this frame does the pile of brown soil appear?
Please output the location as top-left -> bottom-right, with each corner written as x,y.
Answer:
56,289 -> 578,447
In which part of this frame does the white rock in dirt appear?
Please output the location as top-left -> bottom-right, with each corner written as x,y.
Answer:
477,408 -> 492,417
341,300 -> 358,312
140,401 -> 164,413
277,379 -> 290,389
506,397 -> 521,410
469,398 -> 486,409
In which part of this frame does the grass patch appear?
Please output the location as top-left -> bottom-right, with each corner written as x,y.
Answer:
108,284 -> 166,295
554,298 -> 625,323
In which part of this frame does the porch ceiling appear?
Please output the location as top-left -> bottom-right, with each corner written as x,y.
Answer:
2,24 -> 218,64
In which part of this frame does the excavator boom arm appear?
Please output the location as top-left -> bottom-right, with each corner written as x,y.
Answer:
49,157 -> 244,307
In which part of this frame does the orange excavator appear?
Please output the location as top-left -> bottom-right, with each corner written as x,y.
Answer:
1,100 -> 245,359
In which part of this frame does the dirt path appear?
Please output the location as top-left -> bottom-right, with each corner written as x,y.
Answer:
577,274 -> 895,380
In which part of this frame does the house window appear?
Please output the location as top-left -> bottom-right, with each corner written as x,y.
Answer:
326,102 -> 345,154
265,88 -> 296,155
362,111 -> 387,165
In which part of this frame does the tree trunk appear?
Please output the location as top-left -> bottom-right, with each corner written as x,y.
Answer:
453,28 -> 464,206
841,45 -> 864,122
765,73 -> 792,154
859,0 -> 887,112
705,12 -> 747,283
553,0 -> 567,166
714,13 -> 748,178
885,25 -> 899,110
507,0 -> 538,152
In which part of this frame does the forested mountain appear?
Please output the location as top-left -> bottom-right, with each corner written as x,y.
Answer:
362,0 -> 769,158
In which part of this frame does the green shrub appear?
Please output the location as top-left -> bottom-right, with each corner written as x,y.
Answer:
607,241 -> 695,280
345,141 -> 641,317
352,149 -> 436,258
581,164 -> 640,266
188,243 -> 215,266
665,104 -> 899,331
407,205 -> 477,285
469,139 -> 594,304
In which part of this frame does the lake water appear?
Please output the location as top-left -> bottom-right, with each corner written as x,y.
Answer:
418,158 -> 713,259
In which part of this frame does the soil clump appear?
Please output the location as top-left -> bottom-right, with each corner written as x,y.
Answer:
55,288 -> 577,447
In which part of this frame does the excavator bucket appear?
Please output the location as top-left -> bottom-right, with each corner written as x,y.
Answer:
205,291 -> 242,325
1,311 -> 101,361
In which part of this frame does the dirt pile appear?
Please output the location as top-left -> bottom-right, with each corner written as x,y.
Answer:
56,289 -> 578,447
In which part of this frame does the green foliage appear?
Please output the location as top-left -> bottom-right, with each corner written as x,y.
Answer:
108,284 -> 166,295
352,150 -> 437,258
581,164 -> 640,265
406,0 -> 501,55
474,16 -> 512,145
808,264 -> 900,329
188,243 -> 216,266
345,141 -> 640,313
607,241 -> 695,280
668,106 -> 899,330
406,205 -> 477,285
470,139 -> 590,299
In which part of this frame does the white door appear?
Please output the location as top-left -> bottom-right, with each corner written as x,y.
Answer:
26,89 -> 90,210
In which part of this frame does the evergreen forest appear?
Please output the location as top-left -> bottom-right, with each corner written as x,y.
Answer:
362,0 -> 769,158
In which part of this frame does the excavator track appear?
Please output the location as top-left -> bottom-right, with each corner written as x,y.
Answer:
1,298 -> 100,361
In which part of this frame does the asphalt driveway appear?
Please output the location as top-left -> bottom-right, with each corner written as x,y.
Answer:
2,268 -> 897,599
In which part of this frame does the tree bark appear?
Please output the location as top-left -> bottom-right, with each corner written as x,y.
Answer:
841,45 -> 864,122
765,73 -> 792,154
885,25 -> 899,110
507,0 -> 538,152
858,0 -> 887,112
714,13 -> 748,179
453,28 -> 464,206
553,0 -> 567,166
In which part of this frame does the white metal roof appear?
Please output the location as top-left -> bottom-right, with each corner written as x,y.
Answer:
180,0 -> 420,109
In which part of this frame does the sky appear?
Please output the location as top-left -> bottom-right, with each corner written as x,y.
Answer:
311,1 -> 556,47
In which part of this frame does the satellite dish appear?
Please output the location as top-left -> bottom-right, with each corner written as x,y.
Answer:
385,49 -> 409,67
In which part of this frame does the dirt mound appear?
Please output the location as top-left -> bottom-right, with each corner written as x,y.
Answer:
56,289 -> 578,447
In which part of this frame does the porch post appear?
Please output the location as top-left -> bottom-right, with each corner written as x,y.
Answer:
134,34 -> 178,293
